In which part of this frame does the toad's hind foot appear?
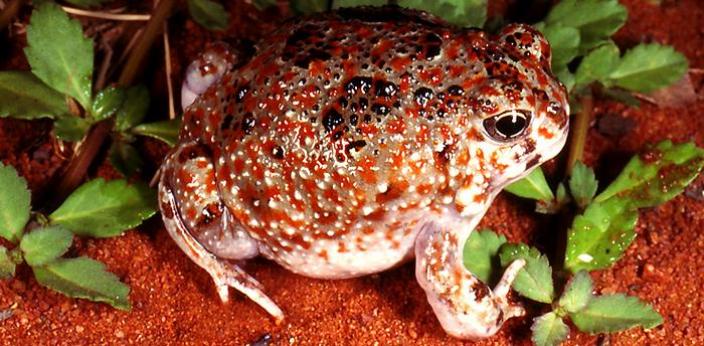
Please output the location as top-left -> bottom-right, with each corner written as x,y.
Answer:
160,183 -> 284,322
415,217 -> 524,340
158,144 -> 283,322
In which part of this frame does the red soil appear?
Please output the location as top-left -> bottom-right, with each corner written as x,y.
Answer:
1,0 -> 704,344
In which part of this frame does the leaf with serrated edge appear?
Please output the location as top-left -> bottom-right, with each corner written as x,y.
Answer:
570,294 -> 663,333
610,44 -> 688,93
54,116 -> 91,142
531,312 -> 569,346
397,0 -> 487,28
0,71 -> 68,119
24,3 -> 94,109
333,0 -> 387,8
49,179 -> 156,238
115,86 -> 149,131
569,161 -> 598,209
0,164 -> 31,243
499,243 -> 554,303
574,41 -> 620,90
463,229 -> 507,284
595,141 -> 704,207
504,167 -> 554,201
0,246 -> 16,279
545,0 -> 627,52
558,271 -> 593,314
91,86 -> 125,121
131,119 -> 181,147
564,197 -> 638,272
187,0 -> 230,31
33,256 -> 130,310
20,226 -> 73,267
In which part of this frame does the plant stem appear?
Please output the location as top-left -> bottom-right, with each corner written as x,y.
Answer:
566,94 -> 593,175
48,0 -> 176,209
0,0 -> 25,29
119,0 -> 176,85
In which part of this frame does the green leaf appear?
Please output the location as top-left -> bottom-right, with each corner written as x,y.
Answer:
504,167 -> 554,201
462,229 -> 506,284
54,116 -> 91,142
609,44 -> 689,93
49,179 -> 156,238
0,246 -> 16,279
131,119 -> 181,147
499,243 -> 554,303
531,312 -> 569,346
115,86 -> 150,132
251,0 -> 277,10
64,0 -> 111,8
290,0 -> 328,14
109,141 -> 143,178
555,68 -> 575,93
595,140 -> 704,208
574,41 -> 620,89
332,0 -> 387,8
187,0 -> 230,31
0,71 -> 68,119
20,226 -> 73,267
545,0 -> 627,52
24,3 -> 94,109
558,271 -> 593,314
569,161 -> 598,209
570,294 -> 663,333
541,25 -> 580,69
0,164 -> 31,243
397,0 -> 487,28
91,86 -> 125,121
33,256 -> 130,310
564,197 -> 638,272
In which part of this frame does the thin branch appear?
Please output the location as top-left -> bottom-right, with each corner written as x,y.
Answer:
163,21 -> 175,119
566,94 -> 593,175
60,6 -> 150,21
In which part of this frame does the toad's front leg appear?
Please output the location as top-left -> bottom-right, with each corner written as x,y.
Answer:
415,209 -> 525,339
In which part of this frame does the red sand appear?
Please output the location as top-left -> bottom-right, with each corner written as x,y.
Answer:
1,0 -> 704,344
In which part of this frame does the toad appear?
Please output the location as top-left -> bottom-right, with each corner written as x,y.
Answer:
159,6 -> 568,339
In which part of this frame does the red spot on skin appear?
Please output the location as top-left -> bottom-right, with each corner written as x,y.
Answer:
419,67 -> 443,85
415,124 -> 430,143
386,118 -> 406,134
309,60 -> 327,77
538,126 -> 554,139
371,39 -> 393,58
389,56 -> 411,72
358,156 -> 378,184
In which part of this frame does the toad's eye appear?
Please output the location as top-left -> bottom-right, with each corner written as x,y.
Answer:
483,110 -> 531,141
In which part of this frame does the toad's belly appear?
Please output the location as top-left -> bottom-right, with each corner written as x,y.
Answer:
257,209 -> 433,279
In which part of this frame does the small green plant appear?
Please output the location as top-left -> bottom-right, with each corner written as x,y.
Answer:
0,3 -> 179,177
468,140 -> 704,345
287,0 -> 488,28
0,163 -> 156,310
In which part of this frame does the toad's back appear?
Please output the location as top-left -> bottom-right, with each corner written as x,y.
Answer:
178,7 -> 554,274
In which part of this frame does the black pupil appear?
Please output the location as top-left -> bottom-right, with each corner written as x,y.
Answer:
495,113 -> 526,138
